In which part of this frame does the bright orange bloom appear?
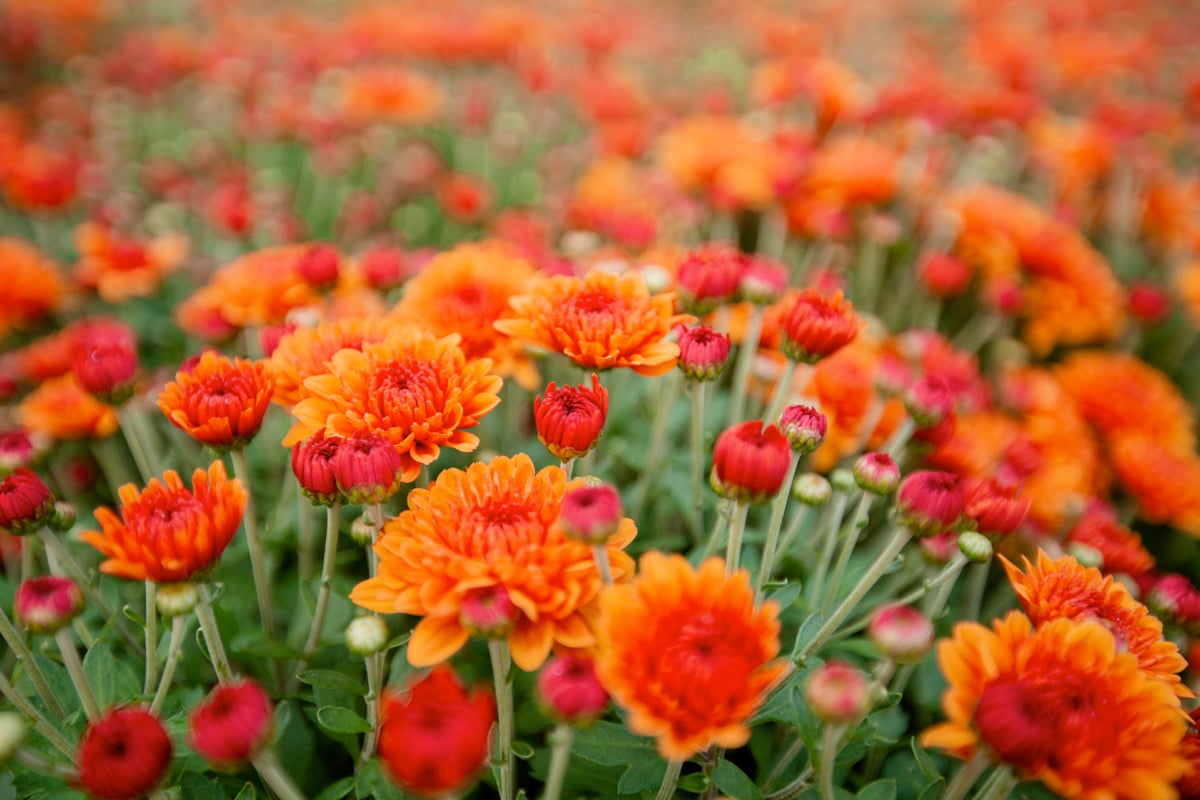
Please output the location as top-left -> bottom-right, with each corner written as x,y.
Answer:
339,65 -> 443,127
185,246 -> 323,330
72,223 -> 188,303
495,269 -> 691,376
80,461 -> 247,583
283,331 -> 502,482
267,317 -> 394,408
1066,501 -> 1155,578
778,289 -> 861,363
922,613 -> 1188,800
595,553 -> 787,760
392,242 -> 539,390
350,454 -> 635,671
657,116 -> 780,210
17,374 -> 118,441
1003,551 -> 1191,699
1109,436 -> 1200,538
801,134 -> 900,208
158,351 -> 275,452
0,238 -> 65,338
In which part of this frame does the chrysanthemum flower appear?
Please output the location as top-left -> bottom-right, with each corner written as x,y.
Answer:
1109,435 -> 1200,538
80,461 -> 247,583
72,222 -> 187,303
392,242 -> 539,389
594,553 -> 787,760
0,237 -> 65,338
350,454 -> 635,671
711,420 -> 792,504
76,707 -> 173,800
187,245 -> 323,330
1066,501 -> 1154,577
778,289 -> 861,363
267,317 -> 394,408
158,351 -> 275,452
534,374 -> 609,462
188,679 -> 273,771
17,374 -> 118,441
1002,551 -> 1191,699
0,468 -> 54,535
922,613 -> 1188,800
283,331 -> 502,483
494,268 -> 691,377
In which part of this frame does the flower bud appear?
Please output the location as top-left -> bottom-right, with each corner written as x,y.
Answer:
346,615 -> 389,656
536,655 -> 609,725
792,473 -> 832,506
675,324 -> 731,382
919,530 -> 958,565
71,321 -> 139,404
740,256 -> 788,305
1145,574 -> 1200,634
916,252 -> 972,299
779,290 -> 860,364
559,482 -> 623,545
188,679 -> 274,770
292,431 -> 347,507
0,712 -> 25,766
76,707 -> 173,800
853,452 -> 899,495
0,468 -> 54,535
297,243 -> 340,288
710,420 -> 792,504
778,404 -> 827,454
156,583 -> 199,617
904,375 -> 955,429
830,468 -> 857,492
534,375 -> 609,462
961,477 -> 1029,537
895,470 -> 963,537
48,500 -> 75,532
350,513 -> 380,546
675,243 -> 745,315
805,661 -> 871,723
460,585 -> 520,640
0,429 -> 35,470
867,605 -> 934,663
15,576 -> 84,634
1065,541 -> 1104,570
333,433 -> 404,506
957,531 -> 993,563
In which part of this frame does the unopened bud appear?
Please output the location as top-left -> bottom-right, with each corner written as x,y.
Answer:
156,583 -> 199,617
792,473 -> 832,506
778,404 -> 827,454
15,576 -> 84,634
536,655 -> 609,725
867,604 -> 934,663
460,585 -> 520,640
350,513 -> 380,546
346,616 -> 389,656
853,453 -> 899,495
0,712 -> 25,766
49,500 -> 76,532
1065,542 -> 1104,570
805,661 -> 871,723
559,483 -> 623,546
957,531 -> 993,563
830,468 -> 856,493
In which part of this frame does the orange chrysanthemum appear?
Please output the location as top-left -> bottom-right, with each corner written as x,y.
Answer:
268,317 -> 394,408
1003,551 -> 1191,698
80,461 -> 246,583
594,552 -> 788,760
72,222 -> 188,303
0,237 -> 65,339
188,246 -> 323,330
494,268 -> 691,376
158,351 -> 275,452
1066,501 -> 1155,577
350,454 -> 635,671
392,243 -> 539,390
1109,435 -> 1200,538
657,116 -> 780,209
283,331 -> 502,482
921,612 -> 1188,800
339,65 -> 443,127
17,374 -> 118,441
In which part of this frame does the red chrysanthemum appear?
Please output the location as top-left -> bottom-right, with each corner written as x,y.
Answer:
158,351 -> 275,452
76,707 -> 173,800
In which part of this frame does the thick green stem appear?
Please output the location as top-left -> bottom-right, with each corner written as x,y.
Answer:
818,724 -> 843,800
0,605 -> 64,717
150,615 -> 188,715
942,751 -> 990,800
297,496 -> 315,582
703,501 -> 733,558
655,760 -> 683,800
196,586 -> 234,684
798,528 -> 912,662
765,766 -> 814,800
542,724 -> 574,800
728,307 -> 765,426
489,639 -> 515,800
764,736 -> 809,790
724,501 -> 750,574
690,381 -> 708,541
290,504 -> 342,694
883,418 -> 915,460
55,628 -> 100,721
763,361 -> 798,423
630,372 -> 680,520
975,767 -> 1019,800
14,747 -> 74,779
756,454 -> 801,599
252,748 -> 309,800
143,582 -> 157,696
592,545 -> 614,585
230,448 -> 277,641
805,494 -> 849,608
963,561 -> 990,623
116,407 -> 154,482
822,492 -> 873,611
0,671 -> 73,757
360,648 -> 382,763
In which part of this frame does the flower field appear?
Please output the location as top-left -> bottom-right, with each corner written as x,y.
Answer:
1,1 -> 1200,799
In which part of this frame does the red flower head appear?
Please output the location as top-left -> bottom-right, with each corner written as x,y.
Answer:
559,481 -> 623,546
675,243 -> 747,314
1146,574 -> 1200,635
359,245 -> 412,291
896,470 -> 963,536
868,604 -> 934,663
332,432 -> 405,506
188,679 -> 274,771
806,661 -> 871,723
70,320 -> 139,403
76,707 -> 173,800
537,655 -> 609,725
437,173 -> 493,224
378,667 -> 496,799
853,452 -> 900,495
1128,280 -> 1171,327
0,429 -> 35,470
296,243 -> 340,288
459,585 -> 520,640
779,289 -> 860,363
0,468 -> 54,535
916,252 -> 972,298
675,324 -> 732,382
15,576 -> 84,634
711,420 -> 792,504
740,256 -> 789,305
291,431 -> 346,507
962,477 -> 1029,537
157,351 -> 275,452
779,404 -> 827,454
534,374 -> 609,462
904,375 -> 956,428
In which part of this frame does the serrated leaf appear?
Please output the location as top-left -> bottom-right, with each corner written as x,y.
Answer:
792,611 -> 825,661
299,670 -> 367,695
857,779 -> 897,800
911,739 -> 941,781
314,777 -> 356,800
83,641 -> 141,709
512,741 -> 535,760
713,759 -> 763,800
316,706 -> 373,735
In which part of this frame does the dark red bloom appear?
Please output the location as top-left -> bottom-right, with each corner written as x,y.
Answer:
962,477 -> 1029,537
711,420 -> 791,504
1128,281 -> 1171,326
778,290 -> 860,363
537,655 -> 609,724
291,431 -> 346,507
559,482 -> 623,545
675,324 -> 731,382
459,585 -> 520,640
675,243 -> 747,314
359,245 -> 411,291
972,680 -> 1062,767
534,374 -> 609,462
916,252 -> 972,298
1146,574 -> 1200,635
71,321 -> 139,403
0,429 -> 35,469
332,432 -> 404,505
76,707 -> 173,800
778,404 -> 827,454
904,375 -> 956,428
15,576 -> 84,634
0,468 -> 54,535
188,680 -> 273,770
378,667 -> 495,798
896,470 -> 963,536
296,243 -> 340,288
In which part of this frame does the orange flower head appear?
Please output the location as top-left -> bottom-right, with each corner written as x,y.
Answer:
1066,501 -> 1155,577
779,289 -> 861,363
72,222 -> 187,303
195,245 -> 323,330
80,461 -> 247,583
17,374 -> 118,441
921,613 -> 1188,800
1109,435 -> 1200,538
283,330 -> 502,483
595,552 -> 787,760
268,317 -> 394,408
392,242 -> 539,390
350,454 -> 636,671
0,237 -> 65,338
158,351 -> 275,452
494,268 -> 692,377
1003,551 -> 1192,699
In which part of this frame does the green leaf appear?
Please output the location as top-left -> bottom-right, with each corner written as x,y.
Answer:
385,632 -> 412,652
314,777 -> 356,800
857,779 -> 897,800
177,772 -> 233,800
233,637 -> 304,660
677,773 -> 711,793
616,757 -> 668,795
572,721 -> 658,766
792,611 -> 825,661
233,784 -> 258,800
122,606 -> 146,629
299,670 -> 367,695
765,580 -> 804,610
316,706 -> 374,735
917,779 -> 945,800
712,759 -> 763,800
356,759 -> 405,800
512,740 -> 535,760
750,669 -> 805,725
911,739 -> 941,782
83,641 -> 141,709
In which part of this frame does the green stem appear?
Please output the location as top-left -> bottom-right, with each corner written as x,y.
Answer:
290,504 -> 342,694
756,454 -> 801,599
196,585 -> 234,684
763,361 -> 798,423
360,646 -> 382,763
883,418 -> 915,461
143,582 -> 157,696
150,615 -> 188,715
655,760 -> 683,800
728,307 -> 765,426
690,381 -> 708,542
489,639 -> 515,800
776,503 -> 814,567
116,407 -> 154,482
942,751 -> 990,800
230,448 -> 277,642
631,372 -> 681,522
765,766 -> 814,800
297,495 -> 315,582
764,736 -> 808,790
822,492 -> 873,611
561,459 -> 574,481
924,553 -> 968,624
818,724 -> 843,800
798,528 -> 912,662
963,561 -> 990,623
0,604 -> 64,717
251,748 -> 309,800
14,747 -> 74,779
542,724 -> 574,800
724,501 -> 750,574
592,545 -> 614,586
0,671 -> 73,758
843,553 -> 967,636
90,434 -> 138,492
55,628 -> 100,721
805,494 -> 849,609
703,500 -> 733,558
975,767 -> 1019,800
